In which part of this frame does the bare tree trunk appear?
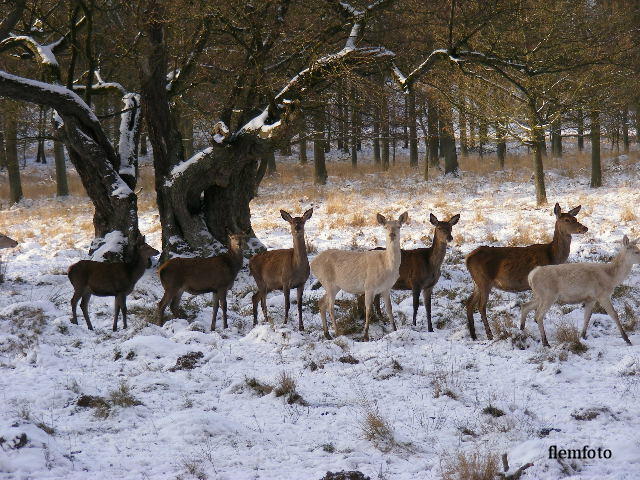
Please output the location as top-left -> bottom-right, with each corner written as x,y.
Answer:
440,103 -> 458,175
54,140 -> 69,196
402,93 -> 409,149
468,113 -> 476,149
622,106 -> 629,153
0,121 -> 5,170
496,122 -> 506,169
266,149 -> 276,175
373,104 -> 381,165
36,106 -> 47,163
313,107 -> 327,184
350,87 -> 358,168
427,98 -> 439,167
140,132 -> 148,156
577,110 -> 584,152
532,130 -> 547,205
5,115 -> 22,204
407,88 -> 418,167
381,93 -> 390,171
459,106 -> 468,157
478,120 -> 487,158
299,113 -> 307,165
590,110 -> 602,188
182,113 -> 194,159
550,117 -> 562,157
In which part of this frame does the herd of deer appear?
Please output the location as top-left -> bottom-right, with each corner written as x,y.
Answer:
1,202 -> 639,346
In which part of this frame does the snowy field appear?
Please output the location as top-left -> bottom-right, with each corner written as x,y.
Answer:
1,152 -> 640,479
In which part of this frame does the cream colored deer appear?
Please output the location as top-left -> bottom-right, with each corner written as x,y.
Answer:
521,235 -> 640,346
311,211 -> 408,341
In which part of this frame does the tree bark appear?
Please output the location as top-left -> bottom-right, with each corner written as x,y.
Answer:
622,106 -> 629,153
381,93 -> 390,171
373,104 -> 381,165
407,88 -> 418,167
402,92 -> 409,149
590,110 -> 602,188
427,98 -> 439,167
350,88 -> 358,168
299,114 -> 307,165
551,116 -> 562,157
440,103 -> 458,175
5,114 -> 22,204
459,106 -> 468,157
313,107 -> 327,184
496,122 -> 506,169
577,110 -> 584,152
478,120 -> 487,158
266,149 -> 276,175
532,128 -> 547,205
54,140 -> 69,196
36,106 -> 47,163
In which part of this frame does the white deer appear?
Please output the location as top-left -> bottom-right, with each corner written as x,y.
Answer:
521,235 -> 640,346
311,211 -> 408,341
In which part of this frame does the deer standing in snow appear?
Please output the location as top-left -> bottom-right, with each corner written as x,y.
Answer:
521,235 -> 640,346
465,203 -> 587,340
158,233 -> 247,330
311,211 -> 408,341
68,236 -> 159,331
249,208 -> 313,331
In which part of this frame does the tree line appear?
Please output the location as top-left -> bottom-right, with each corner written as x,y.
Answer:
0,0 -> 638,260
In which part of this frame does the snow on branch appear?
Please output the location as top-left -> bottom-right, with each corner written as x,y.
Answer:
118,93 -> 141,179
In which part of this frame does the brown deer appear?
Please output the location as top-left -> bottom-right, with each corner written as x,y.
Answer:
368,213 -> 460,331
0,234 -> 18,249
68,236 -> 159,331
157,233 -> 247,330
465,203 -> 587,340
250,208 -> 313,331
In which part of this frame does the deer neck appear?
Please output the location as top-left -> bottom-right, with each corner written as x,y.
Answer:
550,225 -> 572,264
385,234 -> 401,269
227,244 -> 244,271
428,233 -> 448,270
128,253 -> 148,283
292,233 -> 308,268
608,250 -> 634,285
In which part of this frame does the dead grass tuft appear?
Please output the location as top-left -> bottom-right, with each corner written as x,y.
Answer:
360,408 -> 395,452
555,321 -> 588,354
108,381 -> 142,407
441,450 -> 500,480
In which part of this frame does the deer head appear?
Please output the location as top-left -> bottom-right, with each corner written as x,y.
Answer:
137,236 -> 160,260
554,203 -> 588,235
0,234 -> 18,249
429,213 -> 460,243
228,232 -> 248,252
377,211 -> 408,242
621,235 -> 640,264
281,208 -> 313,239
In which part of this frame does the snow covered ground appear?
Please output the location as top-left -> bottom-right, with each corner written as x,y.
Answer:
1,152 -> 640,479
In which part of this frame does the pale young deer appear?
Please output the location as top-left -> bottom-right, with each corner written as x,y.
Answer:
311,211 -> 408,341
68,236 -> 159,331
521,235 -> 640,346
157,233 -> 247,330
465,203 -> 587,340
249,208 -> 313,331
368,213 -> 460,331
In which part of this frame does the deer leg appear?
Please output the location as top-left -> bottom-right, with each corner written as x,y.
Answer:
221,291 -> 229,330
296,285 -> 304,331
374,294 -> 383,318
424,287 -> 433,332
362,290 -> 373,341
466,288 -> 479,340
600,296 -> 631,345
211,292 -> 220,331
260,289 -> 272,328
158,290 -> 172,326
520,298 -> 538,330
283,287 -> 291,324
80,293 -> 93,331
382,290 -> 396,332
478,288 -> 493,340
252,291 -> 261,326
581,300 -> 596,339
170,290 -> 185,317
113,297 -> 121,332
70,291 -> 81,325
411,288 -> 420,327
534,301 -> 551,347
319,294 -> 331,340
120,295 -> 128,330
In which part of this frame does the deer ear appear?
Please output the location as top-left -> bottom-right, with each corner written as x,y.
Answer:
376,213 -> 387,226
280,210 -> 293,223
449,214 -> 460,225
568,205 -> 581,216
553,203 -> 561,218
429,213 -> 439,226
302,208 -> 314,221
398,211 -> 408,224
623,235 -> 630,246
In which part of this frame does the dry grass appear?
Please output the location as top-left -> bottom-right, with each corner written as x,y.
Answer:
109,380 -> 142,407
441,450 -> 500,480
555,321 -> 588,354
360,408 -> 395,452
620,206 -> 637,222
